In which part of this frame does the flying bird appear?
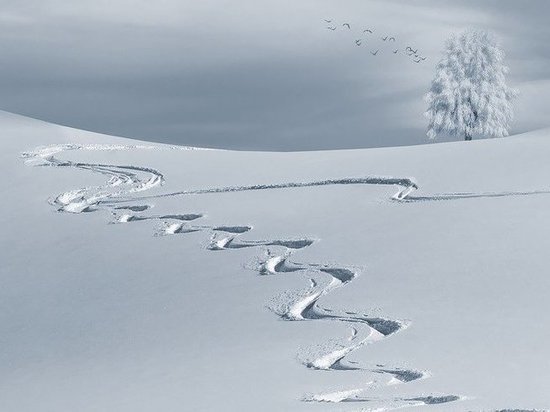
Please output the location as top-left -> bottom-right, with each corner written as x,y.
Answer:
389,37 -> 396,41
371,49 -> 379,55
324,19 -> 332,23
343,23 -> 351,29
355,39 -> 362,46
419,56 -> 427,61
393,49 -> 398,54
381,36 -> 388,41
363,29 -> 373,33
326,26 -> 336,30
414,58 -> 422,63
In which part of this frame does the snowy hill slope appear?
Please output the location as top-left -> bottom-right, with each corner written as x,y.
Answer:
1,110 -> 549,411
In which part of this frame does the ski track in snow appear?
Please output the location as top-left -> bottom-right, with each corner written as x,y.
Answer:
23,143 -> 545,411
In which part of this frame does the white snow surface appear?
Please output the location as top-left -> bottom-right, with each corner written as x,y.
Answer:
1,110 -> 549,412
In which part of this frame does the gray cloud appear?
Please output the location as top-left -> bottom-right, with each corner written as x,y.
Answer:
0,0 -> 548,150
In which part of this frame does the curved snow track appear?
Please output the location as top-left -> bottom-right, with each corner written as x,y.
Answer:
23,143 -> 543,411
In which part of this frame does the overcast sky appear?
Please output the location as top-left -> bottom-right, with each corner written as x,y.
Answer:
1,0 -> 549,150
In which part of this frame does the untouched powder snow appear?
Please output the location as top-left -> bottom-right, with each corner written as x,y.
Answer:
1,110 -> 550,411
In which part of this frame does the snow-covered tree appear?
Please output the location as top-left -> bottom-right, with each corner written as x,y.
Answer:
425,29 -> 517,141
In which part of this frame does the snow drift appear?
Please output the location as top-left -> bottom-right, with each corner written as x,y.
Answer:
1,110 -> 549,412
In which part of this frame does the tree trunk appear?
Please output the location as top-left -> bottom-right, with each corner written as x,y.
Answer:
465,132 -> 472,141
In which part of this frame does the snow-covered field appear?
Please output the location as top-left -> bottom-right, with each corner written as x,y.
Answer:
1,110 -> 549,411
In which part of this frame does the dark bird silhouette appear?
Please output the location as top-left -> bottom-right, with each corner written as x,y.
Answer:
414,58 -> 422,63
389,37 -> 396,41
371,49 -> 379,56
393,49 -> 398,54
381,36 -> 388,41
326,26 -> 336,30
363,29 -> 373,33
419,56 -> 427,61
343,23 -> 351,29
324,19 -> 332,23
355,39 -> 362,46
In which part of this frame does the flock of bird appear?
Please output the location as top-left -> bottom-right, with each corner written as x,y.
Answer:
323,19 -> 427,63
